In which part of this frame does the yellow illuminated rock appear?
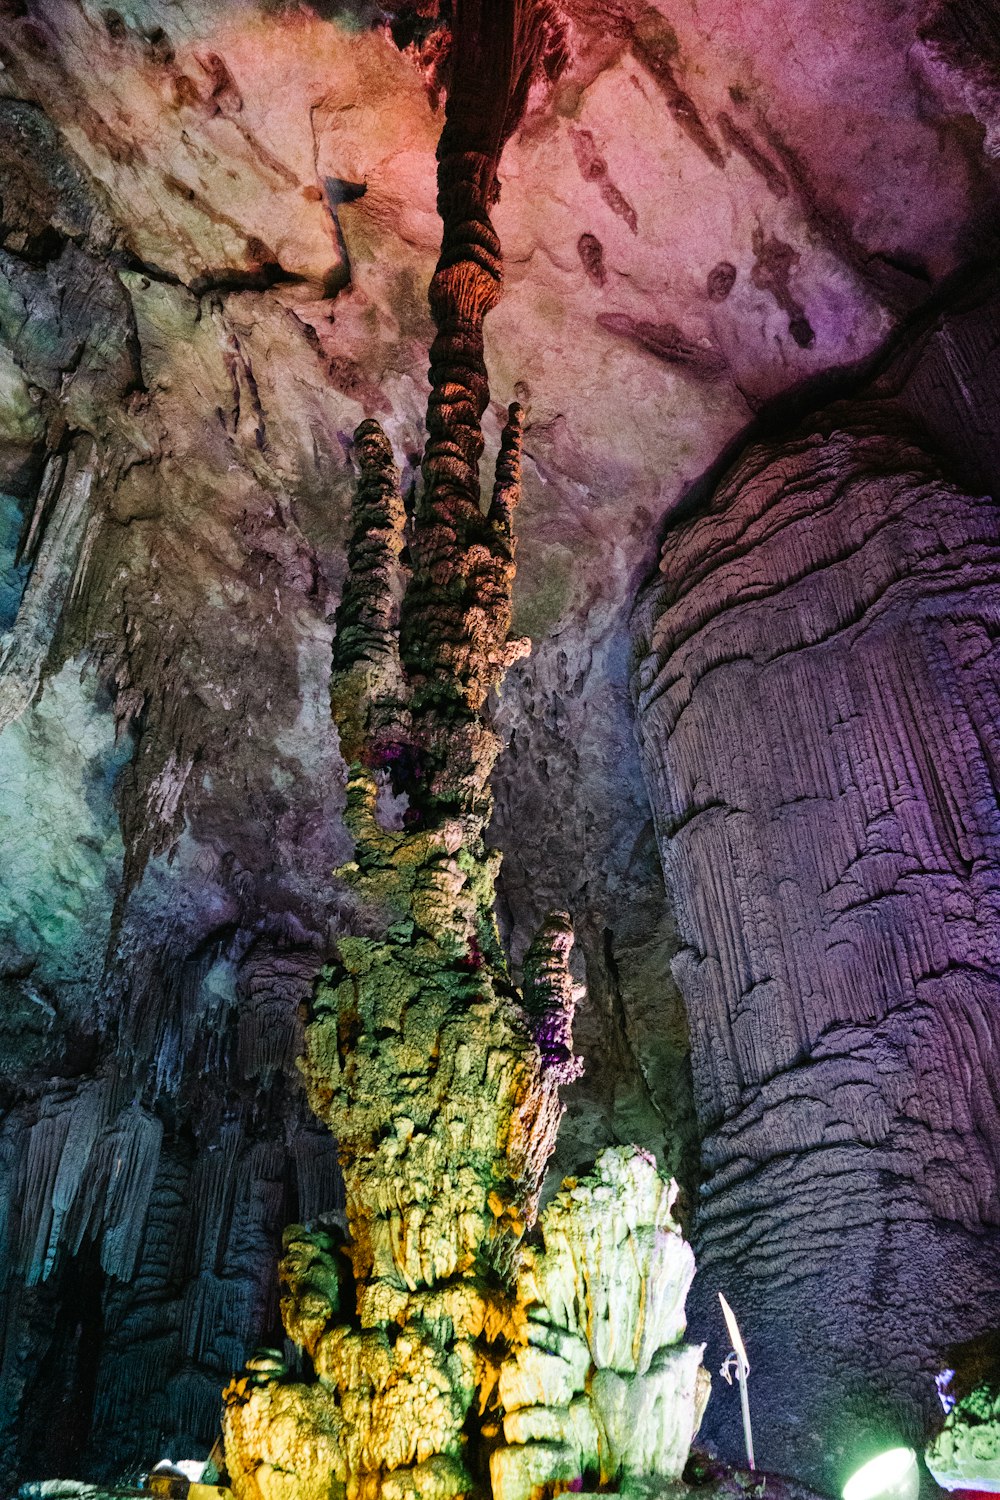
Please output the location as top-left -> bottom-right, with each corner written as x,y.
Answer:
223,10 -> 707,1499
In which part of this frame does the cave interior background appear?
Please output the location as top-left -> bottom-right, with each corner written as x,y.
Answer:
1,0 -> 1000,1492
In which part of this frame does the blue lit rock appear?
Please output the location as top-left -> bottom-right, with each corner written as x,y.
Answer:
0,658 -> 129,1038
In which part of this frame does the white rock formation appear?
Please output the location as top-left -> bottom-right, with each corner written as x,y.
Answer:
491,1146 -> 709,1500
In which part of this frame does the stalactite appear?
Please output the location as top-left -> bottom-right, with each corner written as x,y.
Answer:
15,1088 -> 93,1287
89,1124 -> 301,1475
289,1130 -> 344,1228
0,969 -> 336,1477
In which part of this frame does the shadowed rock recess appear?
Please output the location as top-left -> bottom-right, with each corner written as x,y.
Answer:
1,0 -> 1000,1491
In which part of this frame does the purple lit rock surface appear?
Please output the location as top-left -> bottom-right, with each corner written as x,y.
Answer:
632,358 -> 1000,1484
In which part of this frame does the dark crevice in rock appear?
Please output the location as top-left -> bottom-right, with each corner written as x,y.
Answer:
717,111 -> 789,198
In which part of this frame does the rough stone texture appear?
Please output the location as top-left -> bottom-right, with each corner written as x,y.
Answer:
917,0 -> 1000,160
228,1148 -> 705,1500
0,0 -> 999,1486
632,381 -> 1000,1487
224,1373 -> 345,1500
223,25 -> 705,1488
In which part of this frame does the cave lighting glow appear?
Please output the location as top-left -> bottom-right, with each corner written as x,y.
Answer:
843,1448 -> 919,1500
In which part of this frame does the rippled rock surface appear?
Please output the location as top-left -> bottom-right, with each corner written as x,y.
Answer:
633,367 -> 1000,1484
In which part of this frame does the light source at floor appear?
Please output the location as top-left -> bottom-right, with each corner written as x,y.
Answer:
843,1448 -> 919,1500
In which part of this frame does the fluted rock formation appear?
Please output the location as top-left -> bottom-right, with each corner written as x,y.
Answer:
632,404 -> 1000,1486
494,1147 -> 708,1500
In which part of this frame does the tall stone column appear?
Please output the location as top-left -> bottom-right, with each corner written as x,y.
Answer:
223,8 -> 710,1498
224,7 -> 583,1498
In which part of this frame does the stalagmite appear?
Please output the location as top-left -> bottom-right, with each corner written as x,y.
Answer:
493,1147 -> 709,1500
223,4 -> 706,1497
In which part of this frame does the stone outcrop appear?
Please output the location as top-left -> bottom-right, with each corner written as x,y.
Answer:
226,1148 -> 706,1500
632,397 -> 1000,1487
918,0 -> 1000,159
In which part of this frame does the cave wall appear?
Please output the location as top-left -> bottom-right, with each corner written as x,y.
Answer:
632,282 -> 1000,1489
0,0 -> 998,1486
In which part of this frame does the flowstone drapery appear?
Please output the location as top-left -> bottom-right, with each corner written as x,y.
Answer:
222,4 -> 706,1498
631,402 -> 1000,1483
492,1147 -> 710,1500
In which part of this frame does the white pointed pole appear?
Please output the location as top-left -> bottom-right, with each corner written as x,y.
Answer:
719,1292 -> 755,1471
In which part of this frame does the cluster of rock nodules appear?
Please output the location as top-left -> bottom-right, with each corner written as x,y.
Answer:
631,404 -> 1000,1485
927,1338 -> 1000,1493
224,1147 -> 707,1500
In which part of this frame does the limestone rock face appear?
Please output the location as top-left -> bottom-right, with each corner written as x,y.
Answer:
917,0 -> 1000,160
223,1374 -> 346,1500
632,399 -> 1000,1486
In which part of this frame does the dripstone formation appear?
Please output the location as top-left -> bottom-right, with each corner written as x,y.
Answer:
223,5 -> 706,1497
632,395 -> 1000,1487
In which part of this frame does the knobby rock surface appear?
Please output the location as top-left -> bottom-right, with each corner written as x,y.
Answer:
223,10 -> 706,1491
